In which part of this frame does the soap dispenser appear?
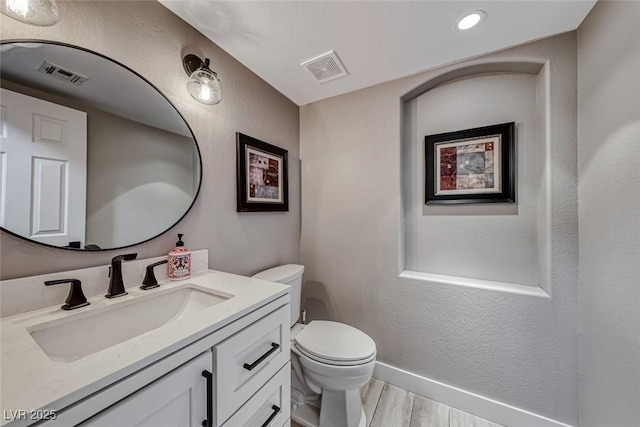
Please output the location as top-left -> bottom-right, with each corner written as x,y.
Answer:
168,234 -> 191,280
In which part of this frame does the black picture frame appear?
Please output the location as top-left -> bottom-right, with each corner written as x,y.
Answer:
425,122 -> 515,205
236,132 -> 289,212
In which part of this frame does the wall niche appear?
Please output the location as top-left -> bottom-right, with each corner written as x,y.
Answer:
401,63 -> 552,293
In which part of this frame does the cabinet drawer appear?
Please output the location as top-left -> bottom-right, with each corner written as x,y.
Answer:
215,304 -> 289,424
222,362 -> 290,427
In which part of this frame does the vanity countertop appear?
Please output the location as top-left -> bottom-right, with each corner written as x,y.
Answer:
0,269 -> 289,424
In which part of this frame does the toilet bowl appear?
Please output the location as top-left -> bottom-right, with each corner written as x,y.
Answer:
252,265 -> 376,427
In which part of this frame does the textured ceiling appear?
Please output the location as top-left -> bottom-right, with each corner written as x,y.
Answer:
160,1 -> 596,106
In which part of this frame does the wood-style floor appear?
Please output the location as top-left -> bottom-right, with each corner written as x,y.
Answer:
293,378 -> 504,427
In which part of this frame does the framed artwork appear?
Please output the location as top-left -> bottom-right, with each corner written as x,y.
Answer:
425,122 -> 515,204
236,132 -> 289,212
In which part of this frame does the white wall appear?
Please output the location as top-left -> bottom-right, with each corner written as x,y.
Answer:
301,33 -> 579,424
577,1 -> 640,426
405,73 -> 540,287
0,0 -> 300,280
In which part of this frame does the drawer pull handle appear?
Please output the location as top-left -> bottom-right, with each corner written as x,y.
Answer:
243,343 -> 280,371
261,405 -> 281,427
201,370 -> 213,427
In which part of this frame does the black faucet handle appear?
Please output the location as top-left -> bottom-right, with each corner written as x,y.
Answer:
106,253 -> 138,299
45,278 -> 90,311
141,260 -> 169,290
111,253 -> 138,263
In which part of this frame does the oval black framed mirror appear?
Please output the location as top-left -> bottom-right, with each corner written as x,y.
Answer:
0,40 -> 202,251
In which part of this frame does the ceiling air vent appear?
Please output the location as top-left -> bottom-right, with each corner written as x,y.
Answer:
38,61 -> 88,86
300,51 -> 348,84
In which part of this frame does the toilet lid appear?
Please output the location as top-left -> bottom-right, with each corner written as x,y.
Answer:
294,321 -> 376,363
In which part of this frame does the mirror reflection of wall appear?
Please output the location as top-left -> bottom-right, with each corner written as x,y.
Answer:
85,104 -> 197,249
0,42 -> 201,250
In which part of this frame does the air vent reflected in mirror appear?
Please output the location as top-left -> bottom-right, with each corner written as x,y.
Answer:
38,61 -> 88,86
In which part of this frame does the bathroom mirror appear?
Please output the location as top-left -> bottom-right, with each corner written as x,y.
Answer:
0,40 -> 202,251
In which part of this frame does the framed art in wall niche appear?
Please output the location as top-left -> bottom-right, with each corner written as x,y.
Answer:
425,122 -> 515,205
236,132 -> 289,212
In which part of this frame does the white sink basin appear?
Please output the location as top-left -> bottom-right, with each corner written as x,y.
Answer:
28,285 -> 231,362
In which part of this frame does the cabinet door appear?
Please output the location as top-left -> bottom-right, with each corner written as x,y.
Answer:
80,351 -> 211,427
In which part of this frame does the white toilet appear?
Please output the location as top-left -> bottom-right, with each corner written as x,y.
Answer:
252,264 -> 376,427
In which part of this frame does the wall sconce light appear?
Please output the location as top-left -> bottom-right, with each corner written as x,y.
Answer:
1,0 -> 59,26
182,54 -> 222,105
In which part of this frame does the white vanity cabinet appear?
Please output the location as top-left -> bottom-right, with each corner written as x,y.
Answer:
0,263 -> 291,427
27,298 -> 290,427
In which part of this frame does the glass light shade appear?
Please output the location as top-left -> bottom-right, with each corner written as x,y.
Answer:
1,0 -> 59,26
186,67 -> 222,105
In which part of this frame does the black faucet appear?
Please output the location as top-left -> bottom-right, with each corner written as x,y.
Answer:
45,278 -> 89,310
141,260 -> 168,290
106,253 -> 137,298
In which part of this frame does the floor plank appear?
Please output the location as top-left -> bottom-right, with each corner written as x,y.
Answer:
450,407 -> 475,427
409,395 -> 449,427
293,378 -> 502,427
360,378 -> 385,426
369,383 -> 415,427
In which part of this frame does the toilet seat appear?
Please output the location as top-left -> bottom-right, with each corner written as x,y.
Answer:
294,321 -> 376,366
295,344 -> 376,366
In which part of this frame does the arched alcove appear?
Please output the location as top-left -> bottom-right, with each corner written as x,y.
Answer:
400,61 -> 552,294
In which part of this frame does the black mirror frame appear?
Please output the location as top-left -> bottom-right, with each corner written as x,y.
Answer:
0,39 -> 203,252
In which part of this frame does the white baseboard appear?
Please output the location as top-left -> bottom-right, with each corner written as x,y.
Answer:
373,361 -> 573,427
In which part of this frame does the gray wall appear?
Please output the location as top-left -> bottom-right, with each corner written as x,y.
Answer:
0,0 -> 300,279
577,1 -> 640,426
301,33 -> 579,424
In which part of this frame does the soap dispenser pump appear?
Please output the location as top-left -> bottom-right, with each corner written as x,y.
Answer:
168,234 -> 191,280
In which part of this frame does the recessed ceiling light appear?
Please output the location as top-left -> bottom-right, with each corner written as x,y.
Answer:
457,10 -> 486,31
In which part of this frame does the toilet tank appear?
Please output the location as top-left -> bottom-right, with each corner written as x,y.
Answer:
252,264 -> 304,327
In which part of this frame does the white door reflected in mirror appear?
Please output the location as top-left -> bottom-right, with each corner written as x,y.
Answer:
0,88 -> 87,247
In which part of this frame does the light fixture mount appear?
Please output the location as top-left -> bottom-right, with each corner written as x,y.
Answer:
183,54 -> 210,76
